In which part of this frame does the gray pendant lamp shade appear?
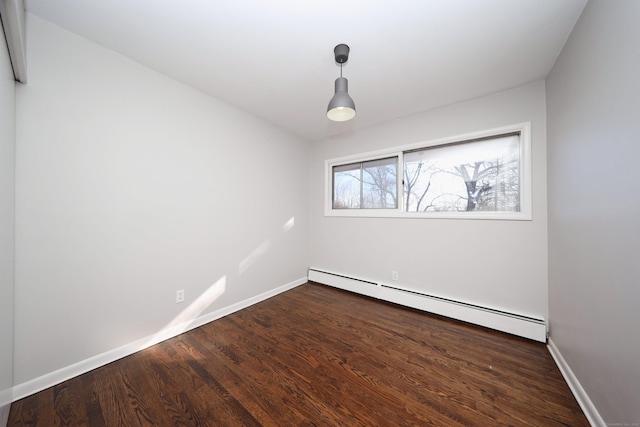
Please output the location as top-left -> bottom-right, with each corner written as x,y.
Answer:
327,77 -> 356,121
327,44 -> 356,122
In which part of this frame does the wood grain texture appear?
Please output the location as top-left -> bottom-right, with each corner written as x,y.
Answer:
9,282 -> 588,426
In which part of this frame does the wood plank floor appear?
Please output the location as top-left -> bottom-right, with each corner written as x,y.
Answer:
9,282 -> 588,426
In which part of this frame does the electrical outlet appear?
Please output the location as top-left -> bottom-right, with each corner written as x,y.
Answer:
176,289 -> 185,303
392,271 -> 399,281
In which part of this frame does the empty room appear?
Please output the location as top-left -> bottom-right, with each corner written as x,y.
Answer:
1,0 -> 638,425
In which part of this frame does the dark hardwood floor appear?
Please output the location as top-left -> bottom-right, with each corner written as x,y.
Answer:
9,282 -> 588,426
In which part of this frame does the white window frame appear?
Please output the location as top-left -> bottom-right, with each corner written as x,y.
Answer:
324,122 -> 532,220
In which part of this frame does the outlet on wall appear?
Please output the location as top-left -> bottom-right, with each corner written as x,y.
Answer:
176,289 -> 185,303
392,271 -> 399,281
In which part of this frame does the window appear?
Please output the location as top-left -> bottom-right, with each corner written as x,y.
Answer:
325,123 -> 531,220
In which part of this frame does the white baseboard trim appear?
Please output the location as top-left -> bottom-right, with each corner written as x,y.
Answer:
547,339 -> 605,427
308,268 -> 547,342
12,277 -> 307,402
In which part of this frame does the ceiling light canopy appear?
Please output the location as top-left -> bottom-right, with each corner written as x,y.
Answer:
327,44 -> 356,122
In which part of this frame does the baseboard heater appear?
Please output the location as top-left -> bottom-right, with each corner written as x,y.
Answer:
308,268 -> 547,342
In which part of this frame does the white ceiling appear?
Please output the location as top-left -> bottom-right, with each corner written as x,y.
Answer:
24,0 -> 587,142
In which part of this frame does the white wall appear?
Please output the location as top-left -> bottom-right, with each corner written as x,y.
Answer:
310,81 -> 548,321
546,0 -> 640,423
0,15 -> 16,427
14,15 -> 310,390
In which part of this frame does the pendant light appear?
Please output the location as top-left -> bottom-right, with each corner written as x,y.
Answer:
327,44 -> 356,122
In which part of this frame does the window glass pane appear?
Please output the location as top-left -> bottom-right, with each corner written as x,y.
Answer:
333,162 -> 361,209
403,135 -> 520,212
332,157 -> 398,209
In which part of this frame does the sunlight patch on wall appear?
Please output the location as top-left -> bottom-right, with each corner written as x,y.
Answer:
238,240 -> 271,274
144,276 -> 226,348
282,216 -> 295,232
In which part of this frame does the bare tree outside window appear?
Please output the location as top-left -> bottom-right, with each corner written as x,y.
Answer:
403,158 -> 435,212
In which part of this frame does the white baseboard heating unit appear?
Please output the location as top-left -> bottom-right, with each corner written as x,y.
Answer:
308,268 -> 547,343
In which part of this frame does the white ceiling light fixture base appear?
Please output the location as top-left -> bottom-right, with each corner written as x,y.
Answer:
327,44 -> 356,122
